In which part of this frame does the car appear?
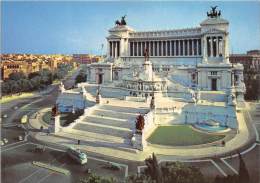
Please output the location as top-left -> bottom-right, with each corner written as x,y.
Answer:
34,145 -> 45,153
18,136 -> 23,141
2,114 -> 8,118
0,140 -> 4,146
13,106 -> 19,110
3,138 -> 8,144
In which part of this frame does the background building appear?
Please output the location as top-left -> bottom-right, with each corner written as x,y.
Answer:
230,50 -> 260,100
73,54 -> 102,64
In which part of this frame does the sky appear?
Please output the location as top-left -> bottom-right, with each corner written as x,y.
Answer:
1,1 -> 260,55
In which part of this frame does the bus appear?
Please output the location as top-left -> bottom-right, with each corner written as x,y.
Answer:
21,115 -> 28,124
67,147 -> 87,165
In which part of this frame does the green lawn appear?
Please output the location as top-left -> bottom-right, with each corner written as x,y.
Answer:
42,111 -> 52,124
148,125 -> 225,146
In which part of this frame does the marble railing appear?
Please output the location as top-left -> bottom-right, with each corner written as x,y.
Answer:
129,27 -> 201,38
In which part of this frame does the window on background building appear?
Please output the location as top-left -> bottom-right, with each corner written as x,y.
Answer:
211,71 -> 218,75
234,74 -> 238,82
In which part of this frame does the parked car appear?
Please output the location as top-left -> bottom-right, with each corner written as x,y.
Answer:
34,145 -> 45,153
13,106 -> 18,110
2,114 -> 8,118
3,138 -> 8,144
0,140 -> 4,146
18,136 -> 23,141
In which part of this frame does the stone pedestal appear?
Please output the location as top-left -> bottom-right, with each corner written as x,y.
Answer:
227,88 -> 236,106
49,115 -> 61,134
96,94 -> 102,104
131,133 -> 147,151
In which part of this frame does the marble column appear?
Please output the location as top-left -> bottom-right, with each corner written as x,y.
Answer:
107,41 -> 110,58
153,41 -> 155,56
216,37 -> 219,57
141,41 -> 143,56
178,40 -> 181,56
203,37 -> 207,62
115,41 -> 118,58
170,40 -> 172,56
112,42 -> 114,58
166,41 -> 168,56
196,39 -> 199,56
210,37 -> 213,57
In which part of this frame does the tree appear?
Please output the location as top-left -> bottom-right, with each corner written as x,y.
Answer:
126,174 -> 153,183
79,173 -> 118,183
145,153 -> 163,183
28,72 -> 40,79
1,82 -> 10,95
30,76 -> 41,90
75,72 -> 86,84
8,80 -> 20,94
8,72 -> 26,81
161,162 -> 205,183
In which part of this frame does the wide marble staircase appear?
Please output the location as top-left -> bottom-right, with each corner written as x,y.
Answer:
59,99 -> 149,152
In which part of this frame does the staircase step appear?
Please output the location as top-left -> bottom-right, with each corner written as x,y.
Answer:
73,122 -> 132,138
63,128 -> 125,144
99,105 -> 149,114
82,115 -> 134,129
57,130 -> 137,153
92,109 -> 137,120
78,121 -> 132,132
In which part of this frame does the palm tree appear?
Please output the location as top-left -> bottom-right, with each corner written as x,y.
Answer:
145,153 -> 163,183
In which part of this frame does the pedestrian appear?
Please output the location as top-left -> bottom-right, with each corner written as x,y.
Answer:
78,140 -> 80,145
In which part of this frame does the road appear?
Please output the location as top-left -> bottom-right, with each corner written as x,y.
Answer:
1,68 -> 260,183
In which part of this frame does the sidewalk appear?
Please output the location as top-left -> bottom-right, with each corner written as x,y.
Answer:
29,104 -> 253,162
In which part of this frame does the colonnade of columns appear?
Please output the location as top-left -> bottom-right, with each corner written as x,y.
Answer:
109,41 -> 120,58
128,39 -> 201,57
206,36 -> 224,57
